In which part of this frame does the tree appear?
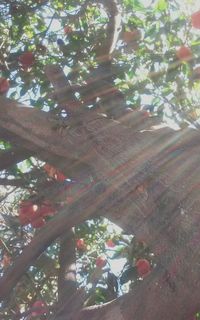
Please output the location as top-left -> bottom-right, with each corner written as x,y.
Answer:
1,0 -> 200,319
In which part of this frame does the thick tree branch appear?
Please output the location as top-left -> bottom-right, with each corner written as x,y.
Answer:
1,79 -> 200,320
1,134 -> 200,320
0,181 -> 105,301
0,178 -> 27,188
1,97 -> 200,302
94,0 -> 122,57
0,146 -> 33,171
0,131 -> 199,305
0,96 -> 77,159
0,96 -> 93,178
73,270 -> 200,320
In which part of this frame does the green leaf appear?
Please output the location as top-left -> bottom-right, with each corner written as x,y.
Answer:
155,0 -> 168,11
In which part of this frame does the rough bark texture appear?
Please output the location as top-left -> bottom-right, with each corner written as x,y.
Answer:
0,147 -> 33,171
1,92 -> 200,319
55,230 -> 83,320
58,231 -> 77,300
3,1 -> 199,319
1,10 -> 200,315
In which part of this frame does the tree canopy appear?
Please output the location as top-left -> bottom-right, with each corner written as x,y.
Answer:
1,0 -> 200,319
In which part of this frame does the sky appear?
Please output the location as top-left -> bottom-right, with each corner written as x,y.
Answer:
140,0 -> 200,12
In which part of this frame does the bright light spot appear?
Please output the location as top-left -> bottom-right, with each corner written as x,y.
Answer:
107,222 -> 122,234
175,0 -> 200,14
109,258 -> 127,276
141,94 -> 153,105
50,19 -> 61,32
140,0 -> 154,8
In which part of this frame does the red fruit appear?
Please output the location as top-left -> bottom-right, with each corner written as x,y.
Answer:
136,258 -> 151,277
176,46 -> 192,61
191,10 -> 200,29
19,200 -> 34,215
19,200 -> 54,227
76,238 -> 86,250
19,214 -> 30,226
43,163 -> 67,181
106,239 -> 115,248
64,25 -> 73,34
123,30 -> 141,43
18,51 -> 35,68
31,300 -> 47,317
96,256 -> 107,268
0,78 -> 9,94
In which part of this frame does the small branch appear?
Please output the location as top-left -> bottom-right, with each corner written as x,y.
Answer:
0,178 -> 27,188
67,0 -> 122,57
58,229 -> 77,302
51,229 -> 82,319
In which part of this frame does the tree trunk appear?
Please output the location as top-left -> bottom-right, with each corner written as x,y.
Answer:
1,95 -> 200,319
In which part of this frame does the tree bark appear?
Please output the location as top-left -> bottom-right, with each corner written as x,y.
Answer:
56,229 -> 78,317
73,270 -> 200,320
0,147 -> 33,171
1,94 -> 200,319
